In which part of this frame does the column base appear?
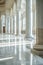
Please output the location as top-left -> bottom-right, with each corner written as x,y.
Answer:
25,35 -> 34,41
31,45 -> 43,57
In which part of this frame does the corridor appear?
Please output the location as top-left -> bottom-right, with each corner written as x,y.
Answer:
0,0 -> 43,65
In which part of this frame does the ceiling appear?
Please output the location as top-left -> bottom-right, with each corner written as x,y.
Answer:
0,0 -> 15,14
0,0 -> 5,5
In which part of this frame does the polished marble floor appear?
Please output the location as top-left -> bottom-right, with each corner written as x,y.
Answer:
0,34 -> 43,65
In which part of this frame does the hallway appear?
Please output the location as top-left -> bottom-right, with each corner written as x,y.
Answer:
0,0 -> 43,65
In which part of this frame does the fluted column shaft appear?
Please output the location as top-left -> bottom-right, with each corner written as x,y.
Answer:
25,0 -> 33,40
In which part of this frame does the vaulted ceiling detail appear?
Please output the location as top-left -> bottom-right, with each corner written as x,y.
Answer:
0,0 -> 5,6
0,0 -> 15,14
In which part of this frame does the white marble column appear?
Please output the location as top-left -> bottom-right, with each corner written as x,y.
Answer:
25,0 -> 33,40
16,2 -> 20,35
19,11 -> 22,35
10,9 -> 14,34
14,3 -> 17,35
6,10 -> 10,34
10,15 -> 13,34
8,14 -> 10,34
16,10 -> 19,35
13,15 -> 15,34
6,13 -> 7,33
0,15 -> 1,33
16,0 -> 21,35
6,12 -> 7,33
17,11 -> 22,35
32,0 -> 36,36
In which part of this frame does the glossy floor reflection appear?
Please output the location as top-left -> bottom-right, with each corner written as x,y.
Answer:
0,45 -> 43,65
0,35 -> 43,65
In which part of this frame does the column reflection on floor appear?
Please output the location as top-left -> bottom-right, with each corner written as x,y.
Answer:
19,36 -> 22,60
15,37 -> 17,55
0,35 -> 43,65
